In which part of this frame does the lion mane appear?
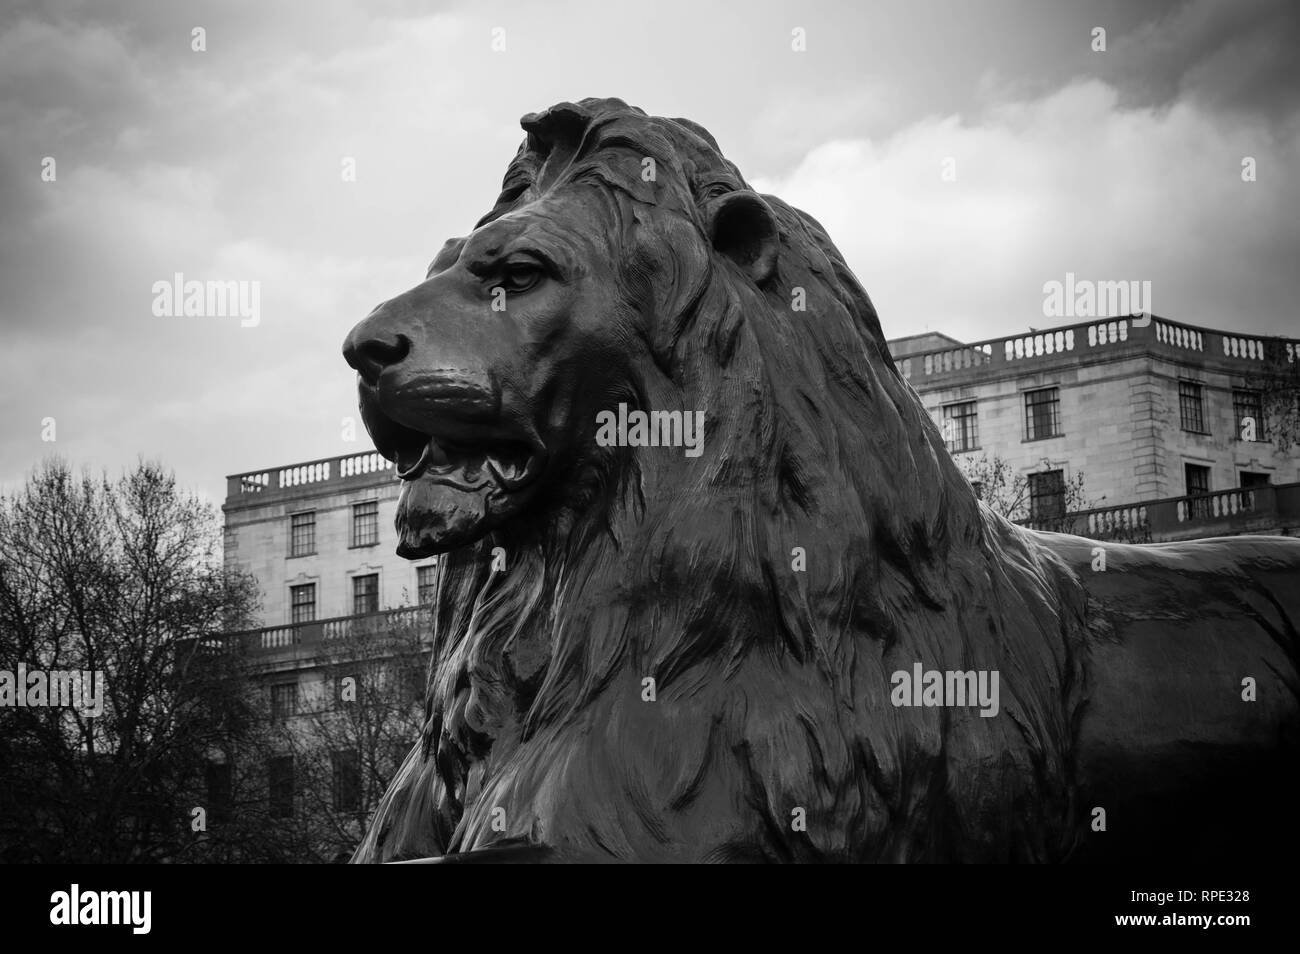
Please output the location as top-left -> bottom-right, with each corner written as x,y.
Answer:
351,98 -> 1299,863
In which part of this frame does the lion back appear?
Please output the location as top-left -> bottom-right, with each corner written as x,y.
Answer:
1037,530 -> 1300,861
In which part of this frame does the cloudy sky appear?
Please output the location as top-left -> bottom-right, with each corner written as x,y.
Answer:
2,0 -> 1298,504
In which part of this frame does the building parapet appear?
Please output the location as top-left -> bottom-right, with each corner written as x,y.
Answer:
217,605 -> 434,663
225,450 -> 395,507
1018,481 -> 1300,543
895,314 -> 1297,387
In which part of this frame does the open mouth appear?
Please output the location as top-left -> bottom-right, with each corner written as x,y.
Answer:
392,427 -> 543,493
370,412 -> 548,558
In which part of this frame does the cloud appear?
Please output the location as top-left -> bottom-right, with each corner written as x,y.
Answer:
1108,0 -> 1300,122
2,0 -> 1298,508
0,6 -> 482,501
751,79 -> 1300,344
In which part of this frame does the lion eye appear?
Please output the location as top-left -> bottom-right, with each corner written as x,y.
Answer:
499,261 -> 544,293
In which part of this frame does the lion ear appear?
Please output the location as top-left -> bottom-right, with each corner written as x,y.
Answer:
704,191 -> 779,286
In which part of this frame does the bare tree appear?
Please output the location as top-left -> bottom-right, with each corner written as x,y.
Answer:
955,452 -> 1157,543
0,459 -> 261,863
1242,339 -> 1300,452
277,610 -> 427,862
956,453 -> 1090,522
190,608 -> 430,863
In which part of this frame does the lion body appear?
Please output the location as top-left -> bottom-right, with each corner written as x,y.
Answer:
349,98 -> 1299,863
1047,532 -> 1300,861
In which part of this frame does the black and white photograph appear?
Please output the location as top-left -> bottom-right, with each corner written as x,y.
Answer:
1,0 -> 1297,935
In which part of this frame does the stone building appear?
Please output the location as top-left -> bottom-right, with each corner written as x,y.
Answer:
223,451 -> 435,629
219,451 -> 432,848
889,314 -> 1300,542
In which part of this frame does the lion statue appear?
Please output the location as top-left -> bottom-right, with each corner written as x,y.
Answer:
343,97 -> 1299,863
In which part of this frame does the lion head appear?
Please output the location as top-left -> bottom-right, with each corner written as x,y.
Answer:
342,99 -> 797,558
345,98 -> 1090,863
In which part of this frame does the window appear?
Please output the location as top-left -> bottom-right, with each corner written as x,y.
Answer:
1185,463 -> 1211,496
332,749 -> 361,813
1028,469 -> 1066,521
289,511 -> 316,557
941,401 -> 979,453
353,574 -> 379,615
1185,463 -> 1211,520
417,564 -> 438,605
270,682 -> 298,722
205,761 -> 232,823
351,500 -> 379,547
268,756 -> 294,819
1179,381 -> 1207,433
1024,388 -> 1061,441
1233,389 -> 1265,441
290,583 -> 316,624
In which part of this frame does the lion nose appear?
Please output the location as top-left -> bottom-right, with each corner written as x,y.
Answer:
343,325 -> 411,387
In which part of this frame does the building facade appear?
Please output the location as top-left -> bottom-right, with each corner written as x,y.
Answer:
223,450 -> 437,629
889,314 -> 1300,542
220,451 -> 433,855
